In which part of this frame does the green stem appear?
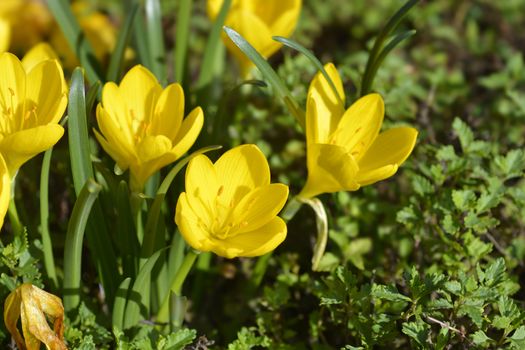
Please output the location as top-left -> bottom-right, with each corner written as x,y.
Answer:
130,192 -> 145,246
157,250 -> 198,325
8,196 -> 22,236
40,148 -> 58,290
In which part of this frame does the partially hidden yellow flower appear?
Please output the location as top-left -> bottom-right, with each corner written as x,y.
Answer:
207,0 -> 302,76
51,2 -> 133,70
0,0 -> 53,54
299,63 -> 418,199
0,18 -> 10,53
0,154 -> 10,230
175,144 -> 289,259
4,283 -> 67,350
0,51 -> 68,176
95,65 -> 204,191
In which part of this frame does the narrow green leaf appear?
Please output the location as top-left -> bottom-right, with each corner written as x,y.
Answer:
123,247 -> 168,329
141,146 -> 222,260
145,0 -> 167,82
112,277 -> 132,330
130,0 -> 151,68
174,0 -> 194,83
39,148 -> 58,291
197,0 -> 232,88
85,80 -> 102,113
273,36 -> 344,106
63,179 -> 102,312
360,0 -> 419,95
47,0 -> 102,83
223,26 -> 305,129
68,68 -> 94,195
106,3 -> 139,82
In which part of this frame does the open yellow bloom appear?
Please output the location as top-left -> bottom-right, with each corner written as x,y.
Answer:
4,283 -> 67,350
0,52 -> 67,176
299,63 -> 418,199
176,144 -> 289,258
95,65 -> 204,191
207,0 -> 302,76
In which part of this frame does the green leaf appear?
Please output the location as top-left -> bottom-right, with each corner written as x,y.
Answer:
452,117 -> 474,152
68,68 -> 95,195
345,238 -> 372,270
509,326 -> 525,348
472,330 -> 491,345
144,0 -> 167,82
174,0 -> 194,83
402,321 -> 430,347
371,284 -> 411,303
157,328 -> 197,350
452,189 -> 476,211
112,277 -> 132,330
46,0 -> 102,83
273,35 -> 344,105
197,0 -> 232,88
223,26 -> 305,129
123,247 -> 168,329
63,179 -> 102,312
106,3 -> 139,82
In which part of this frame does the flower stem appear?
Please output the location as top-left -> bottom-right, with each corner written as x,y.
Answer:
8,197 -> 22,236
171,250 -> 198,296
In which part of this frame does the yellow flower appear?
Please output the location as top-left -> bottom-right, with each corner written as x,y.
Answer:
0,0 -> 53,54
299,63 -> 418,199
51,2 -> 133,70
21,43 -> 60,72
0,52 -> 68,176
0,18 -> 10,53
207,0 -> 302,76
175,144 -> 289,259
95,65 -> 204,191
0,154 -> 9,230
3,283 -> 67,350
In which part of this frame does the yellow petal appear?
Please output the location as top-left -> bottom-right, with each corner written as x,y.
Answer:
95,105 -> 136,164
184,154 -> 219,228
118,65 -> 162,133
355,127 -> 418,186
3,289 -> 25,350
175,192 -> 214,252
231,183 -> 289,234
258,0 -> 302,35
170,106 -> 204,159
20,285 -> 66,350
151,83 -> 184,140
25,59 -> 67,125
213,216 -> 287,258
137,135 -> 172,163
215,144 -> 270,206
101,82 -> 134,144
0,18 -> 11,52
0,52 -> 26,118
306,63 -> 345,143
21,43 -> 59,72
358,127 -> 418,172
299,143 -> 360,199
331,93 -> 384,160
0,153 -> 9,230
222,9 -> 277,74
0,124 -> 64,174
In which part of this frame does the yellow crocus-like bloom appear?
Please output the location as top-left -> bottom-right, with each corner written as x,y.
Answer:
0,52 -> 68,176
21,43 -> 60,72
0,154 -> 9,230
95,65 -> 204,191
207,0 -> 302,75
4,283 -> 67,350
299,63 -> 418,199
176,144 -> 289,258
